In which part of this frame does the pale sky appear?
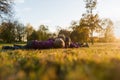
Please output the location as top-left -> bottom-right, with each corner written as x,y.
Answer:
14,0 -> 120,37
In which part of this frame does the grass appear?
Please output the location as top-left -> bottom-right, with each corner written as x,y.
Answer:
0,43 -> 120,80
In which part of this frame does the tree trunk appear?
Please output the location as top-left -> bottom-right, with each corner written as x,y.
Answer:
91,31 -> 94,45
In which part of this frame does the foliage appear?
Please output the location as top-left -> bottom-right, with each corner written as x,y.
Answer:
0,43 -> 120,80
0,21 -> 16,43
25,23 -> 35,41
69,0 -> 102,43
58,29 -> 71,37
70,20 -> 90,43
28,30 -> 39,41
14,21 -> 26,42
0,0 -> 13,18
0,22 -> 52,43
37,25 -> 51,41
100,18 -> 115,42
81,14 -> 101,44
84,0 -> 97,14
83,0 -> 102,44
0,20 -> 25,43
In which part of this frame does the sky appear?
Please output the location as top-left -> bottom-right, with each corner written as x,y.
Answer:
14,0 -> 120,37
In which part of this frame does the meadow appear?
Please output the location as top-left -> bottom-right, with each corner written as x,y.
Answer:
0,43 -> 120,80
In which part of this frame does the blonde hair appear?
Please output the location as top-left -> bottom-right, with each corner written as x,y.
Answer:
54,38 -> 65,48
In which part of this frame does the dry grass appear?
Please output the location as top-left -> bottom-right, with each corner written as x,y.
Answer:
0,43 -> 120,80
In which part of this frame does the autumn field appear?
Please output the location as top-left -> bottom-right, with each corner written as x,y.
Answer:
0,43 -> 120,80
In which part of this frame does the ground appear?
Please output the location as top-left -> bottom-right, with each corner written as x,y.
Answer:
0,43 -> 120,80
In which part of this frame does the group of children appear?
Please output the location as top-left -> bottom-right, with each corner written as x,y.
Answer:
2,34 -> 89,50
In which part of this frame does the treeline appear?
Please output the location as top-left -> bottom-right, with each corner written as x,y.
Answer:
0,18 -> 115,43
0,20 -> 53,43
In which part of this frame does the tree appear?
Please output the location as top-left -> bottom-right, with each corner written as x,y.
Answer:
101,18 -> 115,42
37,25 -> 50,41
58,29 -> 71,37
83,0 -> 101,44
84,0 -> 97,14
25,23 -> 34,41
14,21 -> 25,42
0,21 -> 16,43
48,32 -> 57,39
28,30 -> 39,41
0,20 -> 26,43
70,23 -> 89,43
0,0 -> 13,18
